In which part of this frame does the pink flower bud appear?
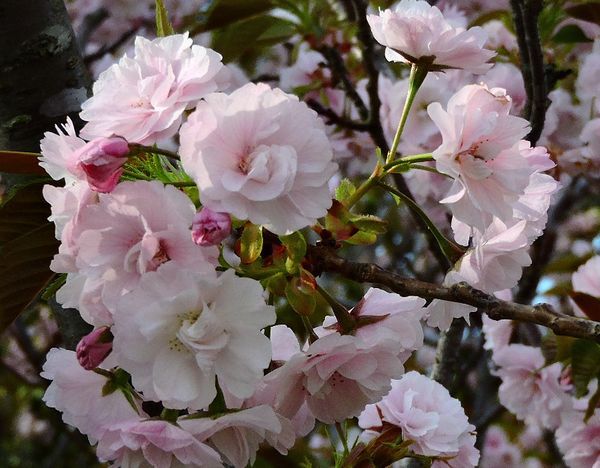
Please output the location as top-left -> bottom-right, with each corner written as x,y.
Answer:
191,208 -> 232,246
75,137 -> 129,193
76,326 -> 113,370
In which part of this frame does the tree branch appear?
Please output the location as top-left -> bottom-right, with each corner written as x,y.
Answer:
308,245 -> 600,342
306,99 -> 371,131
510,0 -> 548,145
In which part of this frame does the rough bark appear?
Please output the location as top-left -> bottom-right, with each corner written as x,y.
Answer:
0,0 -> 91,152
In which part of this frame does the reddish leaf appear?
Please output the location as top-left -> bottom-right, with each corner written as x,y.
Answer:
0,150 -> 45,175
570,292 -> 600,322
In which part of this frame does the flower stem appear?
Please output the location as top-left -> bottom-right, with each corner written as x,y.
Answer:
383,153 -> 433,172
130,143 -> 180,160
385,64 -> 429,165
345,161 -> 383,209
378,181 -> 465,264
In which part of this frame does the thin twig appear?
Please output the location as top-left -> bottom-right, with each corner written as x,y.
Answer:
306,99 -> 371,131
308,245 -> 600,342
84,26 -> 139,64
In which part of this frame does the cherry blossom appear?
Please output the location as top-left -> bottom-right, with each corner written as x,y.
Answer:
367,0 -> 494,72
179,82 -> 338,234
572,255 -> 600,298
112,264 -> 275,410
359,371 -> 479,466
265,332 -> 404,424
493,344 -> 571,429
74,137 -> 129,192
191,207 -> 232,246
80,33 -> 227,145
179,406 -> 295,467
556,409 -> 600,468
50,180 -> 217,316
76,326 -> 113,370
428,84 -> 533,235
96,419 -> 223,468
41,348 -> 140,442
39,118 -> 87,182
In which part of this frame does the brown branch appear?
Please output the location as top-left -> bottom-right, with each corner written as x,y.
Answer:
306,99 -> 371,131
510,0 -> 548,145
308,245 -> 600,343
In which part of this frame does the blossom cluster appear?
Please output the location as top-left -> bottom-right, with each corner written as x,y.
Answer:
30,0 -> 599,466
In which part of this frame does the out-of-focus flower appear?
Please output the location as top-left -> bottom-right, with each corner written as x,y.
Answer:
76,326 -> 113,370
359,371 -> 479,466
191,207 -> 232,246
576,39 -> 600,111
80,33 -> 227,145
113,265 -> 275,410
556,409 -> 600,468
367,0 -> 494,72
480,62 -> 526,114
481,426 -> 524,468
561,118 -> 600,178
572,255 -> 600,298
493,344 -> 570,429
180,82 -> 337,235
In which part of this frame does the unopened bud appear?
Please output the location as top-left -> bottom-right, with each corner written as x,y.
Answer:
76,326 -> 113,370
191,207 -> 232,246
75,137 -> 129,193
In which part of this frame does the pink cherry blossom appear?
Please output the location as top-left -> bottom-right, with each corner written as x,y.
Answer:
493,344 -> 571,429
359,371 -> 479,465
51,180 -> 217,316
481,426 -> 524,468
428,84 -> 532,235
76,326 -> 113,370
41,348 -> 140,442
319,287 -> 426,361
191,208 -> 232,246
96,419 -> 223,468
80,33 -> 227,145
39,117 -> 87,182
482,315 -> 513,358
561,118 -> 600,178
179,82 -> 338,234
367,0 -> 494,72
480,62 -> 526,115
452,219 -> 532,293
540,89 -> 587,151
179,405 -> 295,467
74,137 -> 129,192
576,39 -> 600,109
112,264 -> 275,410
265,332 -> 404,424
482,20 -> 518,52
556,409 -> 600,468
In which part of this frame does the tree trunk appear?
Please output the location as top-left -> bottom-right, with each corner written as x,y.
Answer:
0,0 -> 90,152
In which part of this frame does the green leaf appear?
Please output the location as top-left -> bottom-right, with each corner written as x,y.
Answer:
585,384 -> 600,422
571,339 -> 600,397
239,223 -> 263,264
349,214 -> 388,234
335,178 -> 356,203
566,3 -> 600,26
545,252 -> 594,274
197,0 -> 274,31
155,0 -> 175,36
285,276 -> 316,316
280,232 -> 307,264
211,15 -> 296,62
345,230 -> 378,246
552,24 -> 593,43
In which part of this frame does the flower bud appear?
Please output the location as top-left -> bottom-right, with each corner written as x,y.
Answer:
76,326 -> 113,370
75,137 -> 129,193
191,208 -> 232,246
